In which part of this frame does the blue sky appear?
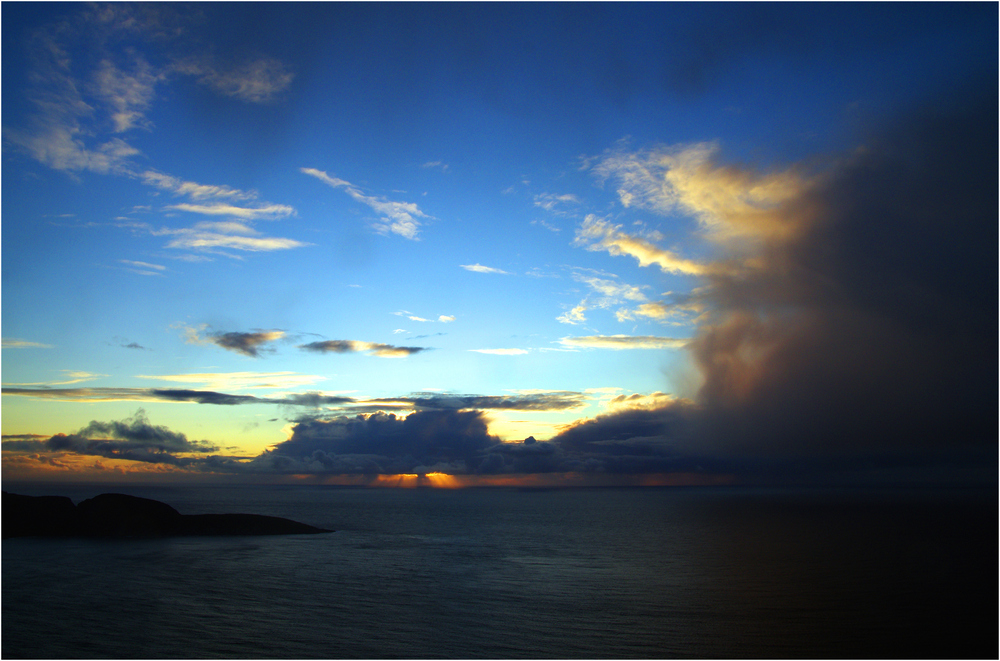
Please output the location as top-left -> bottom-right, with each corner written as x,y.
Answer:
2,3 -> 995,486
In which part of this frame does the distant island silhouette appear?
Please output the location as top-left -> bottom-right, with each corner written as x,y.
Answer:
2,491 -> 333,539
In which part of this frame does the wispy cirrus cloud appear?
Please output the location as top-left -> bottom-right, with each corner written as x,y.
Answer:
2,371 -> 107,387
559,335 -> 689,350
164,203 -> 295,220
137,371 -> 327,391
460,263 -> 510,274
92,57 -> 162,133
301,168 -> 431,240
2,338 -> 53,349
156,221 -> 308,254
120,259 -> 166,276
299,340 -> 428,358
173,56 -> 294,103
533,192 -> 580,214
140,170 -> 258,201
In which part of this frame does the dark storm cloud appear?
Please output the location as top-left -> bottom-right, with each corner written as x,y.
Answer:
298,340 -> 427,357
0,409 -> 223,467
73,409 -> 218,453
251,409 -> 500,475
690,83 -> 996,462
568,81 -> 997,484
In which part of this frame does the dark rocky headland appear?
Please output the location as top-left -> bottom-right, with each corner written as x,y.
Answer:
2,491 -> 333,539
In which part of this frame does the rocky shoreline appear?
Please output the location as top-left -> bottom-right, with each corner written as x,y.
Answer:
2,491 -> 333,539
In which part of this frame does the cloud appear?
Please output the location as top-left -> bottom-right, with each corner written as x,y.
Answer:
574,215 -> 707,275
421,161 -> 450,172
140,170 -> 258,201
248,409 -> 502,475
377,392 -> 585,412
120,259 -> 166,276
2,338 -> 53,349
615,296 -> 705,325
92,58 -> 161,132
555,81 -> 998,484
0,386 -> 353,409
460,263 -> 510,274
301,168 -> 431,240
299,340 -> 427,358
164,203 -> 295,220
557,305 -> 587,325
469,348 -> 530,355
174,56 -> 294,103
679,85 -> 997,466
1,386 -> 581,416
3,371 -> 106,388
157,222 -> 307,253
533,192 -> 580,213
3,409 -> 222,467
393,310 -> 453,324
592,142 -> 808,246
138,371 -> 326,390
182,327 -> 286,357
559,335 -> 689,350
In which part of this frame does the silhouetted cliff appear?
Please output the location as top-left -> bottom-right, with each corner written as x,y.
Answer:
2,492 -> 332,539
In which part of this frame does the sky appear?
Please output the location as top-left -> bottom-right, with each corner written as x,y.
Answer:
2,2 -> 996,487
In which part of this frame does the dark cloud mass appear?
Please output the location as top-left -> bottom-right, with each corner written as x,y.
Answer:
252,410 -> 500,475
210,330 -> 283,357
0,409 -> 224,467
546,82 -> 997,484
690,84 -> 996,463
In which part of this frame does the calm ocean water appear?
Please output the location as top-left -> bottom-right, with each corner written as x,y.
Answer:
2,484 -> 995,659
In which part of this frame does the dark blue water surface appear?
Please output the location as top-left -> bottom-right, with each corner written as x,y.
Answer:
2,485 -> 995,658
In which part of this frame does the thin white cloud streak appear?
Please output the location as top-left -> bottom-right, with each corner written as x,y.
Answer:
393,311 -> 454,324
164,203 -> 295,220
140,171 -> 258,201
559,335 -> 689,350
120,260 -> 166,271
2,339 -> 53,349
460,263 -> 510,274
301,168 -> 430,240
138,371 -> 326,391
3,371 -> 106,387
156,221 -> 307,253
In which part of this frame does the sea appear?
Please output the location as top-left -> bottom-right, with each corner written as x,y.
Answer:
2,483 -> 995,659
